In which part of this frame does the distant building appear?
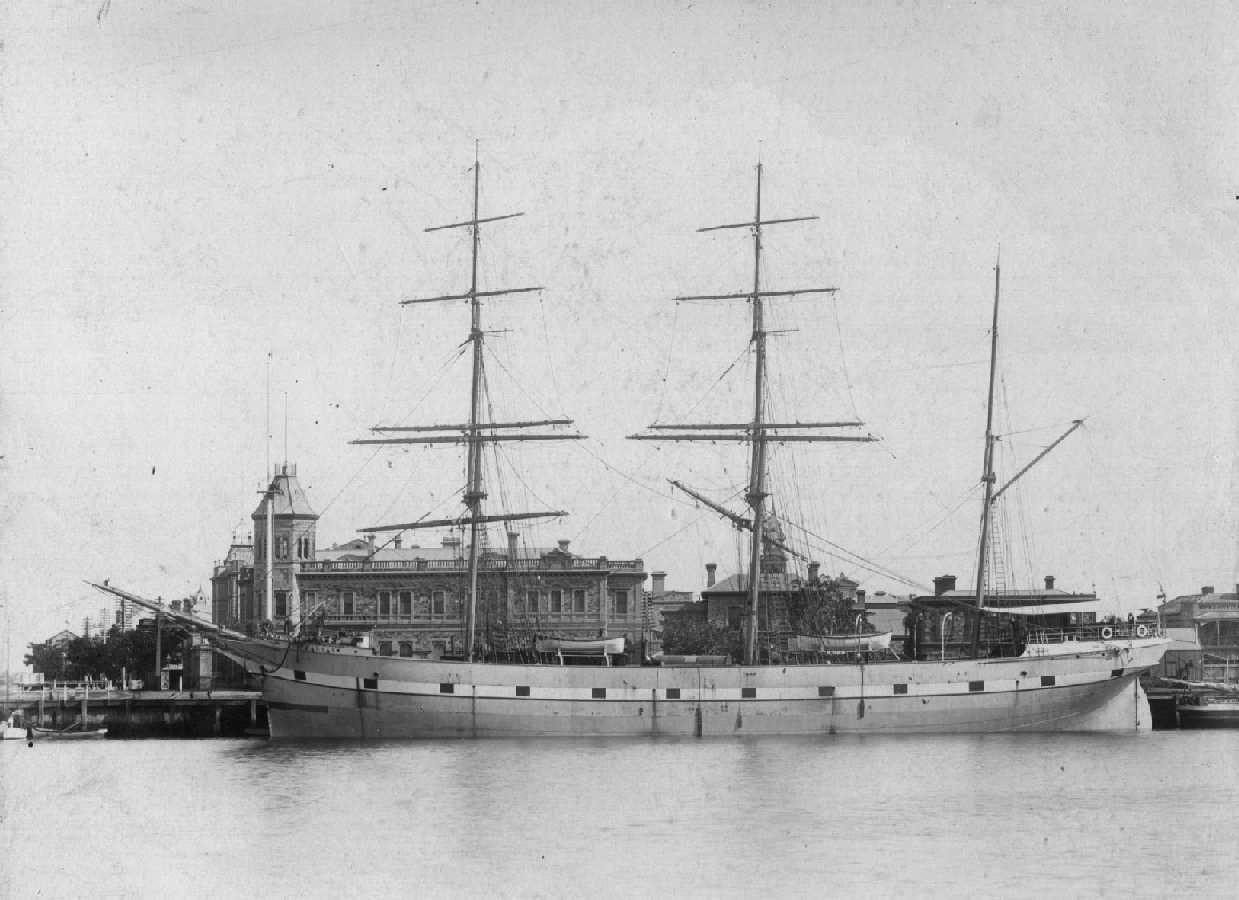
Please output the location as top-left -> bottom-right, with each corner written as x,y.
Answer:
211,542 -> 255,628
42,629 -> 78,649
643,571 -> 695,656
859,589 -> 911,640
217,462 -> 650,658
698,517 -> 865,642
1156,584 -> 1239,684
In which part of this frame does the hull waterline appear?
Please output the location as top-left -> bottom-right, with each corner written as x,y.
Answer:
222,637 -> 1167,739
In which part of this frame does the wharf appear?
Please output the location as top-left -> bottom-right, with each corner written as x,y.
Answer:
2,688 -> 266,738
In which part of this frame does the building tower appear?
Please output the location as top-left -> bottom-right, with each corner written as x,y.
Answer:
251,463 -> 318,630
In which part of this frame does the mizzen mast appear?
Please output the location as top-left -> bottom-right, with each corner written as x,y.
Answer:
355,156 -> 582,661
630,164 -> 873,666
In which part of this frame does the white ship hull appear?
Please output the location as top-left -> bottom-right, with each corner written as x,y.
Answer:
221,637 -> 1168,738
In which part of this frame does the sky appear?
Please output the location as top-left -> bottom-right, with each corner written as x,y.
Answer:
2,0 -> 1238,656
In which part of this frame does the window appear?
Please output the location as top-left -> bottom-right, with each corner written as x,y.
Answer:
274,591 -> 288,619
526,591 -> 539,614
399,641 -> 414,657
304,590 -> 317,607
610,590 -> 629,616
550,589 -> 563,614
573,589 -> 586,613
378,591 -> 392,617
341,591 -> 355,616
379,641 -> 393,657
399,591 -> 412,616
432,591 -> 446,616
276,536 -> 288,559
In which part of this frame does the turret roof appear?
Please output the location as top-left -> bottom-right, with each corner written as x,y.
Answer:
251,464 -> 317,519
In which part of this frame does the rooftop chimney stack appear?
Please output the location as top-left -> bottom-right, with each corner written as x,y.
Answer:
1202,585 -> 1214,596
652,571 -> 666,594
1044,575 -> 1055,591
507,531 -> 519,560
394,535 -> 402,550
933,574 -> 957,596
706,563 -> 717,587
808,561 -> 821,583
558,539 -> 570,554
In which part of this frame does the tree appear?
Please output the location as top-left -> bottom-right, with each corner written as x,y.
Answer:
785,580 -> 863,636
24,642 -> 70,681
660,608 -> 743,660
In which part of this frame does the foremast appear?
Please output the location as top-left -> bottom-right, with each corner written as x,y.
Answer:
630,164 -> 873,666
353,156 -> 582,661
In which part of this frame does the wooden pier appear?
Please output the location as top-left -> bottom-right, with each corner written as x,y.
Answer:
3,686 -> 266,738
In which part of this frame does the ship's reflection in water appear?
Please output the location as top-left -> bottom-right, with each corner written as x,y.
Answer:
3,733 -> 1236,897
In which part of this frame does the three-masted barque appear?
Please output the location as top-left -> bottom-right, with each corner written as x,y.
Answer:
97,162 -> 1168,737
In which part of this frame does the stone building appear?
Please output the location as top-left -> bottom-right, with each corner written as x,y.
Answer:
218,462 -> 649,658
251,463 -> 318,625
700,515 -> 861,634
210,541 -> 254,628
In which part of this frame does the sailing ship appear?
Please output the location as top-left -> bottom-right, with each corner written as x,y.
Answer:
96,162 -> 1168,737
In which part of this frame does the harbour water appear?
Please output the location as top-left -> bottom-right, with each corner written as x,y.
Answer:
2,732 -> 1236,898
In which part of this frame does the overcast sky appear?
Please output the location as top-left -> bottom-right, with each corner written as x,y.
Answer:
3,1 -> 1238,655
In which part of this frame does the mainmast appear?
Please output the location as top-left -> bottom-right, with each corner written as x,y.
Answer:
630,164 -> 873,666
354,155 -> 583,661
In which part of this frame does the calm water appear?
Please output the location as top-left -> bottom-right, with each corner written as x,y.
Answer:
2,732 -> 1236,898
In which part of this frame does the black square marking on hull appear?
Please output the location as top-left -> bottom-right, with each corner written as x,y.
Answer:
741,687 -> 757,699
893,683 -> 908,695
294,670 -> 306,682
592,688 -> 607,699
439,682 -> 454,694
516,685 -> 530,697
1041,675 -> 1056,687
363,677 -> 378,690
968,681 -> 985,692
818,686 -> 835,697
665,688 -> 680,700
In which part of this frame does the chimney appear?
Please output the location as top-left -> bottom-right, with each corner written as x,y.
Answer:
933,574 -> 957,596
706,563 -> 717,587
1044,575 -> 1055,591
558,539 -> 570,554
652,571 -> 666,594
393,535 -> 402,550
507,531 -> 519,560
365,533 -> 376,548
808,561 -> 821,582
1202,586 -> 1214,596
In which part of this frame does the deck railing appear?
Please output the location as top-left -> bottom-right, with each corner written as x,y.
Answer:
1027,623 -> 1163,644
